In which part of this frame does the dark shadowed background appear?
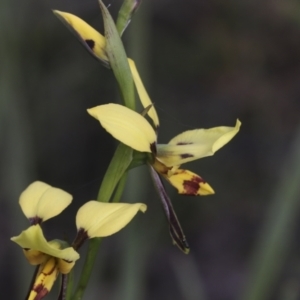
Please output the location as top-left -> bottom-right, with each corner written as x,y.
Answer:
1,0 -> 300,299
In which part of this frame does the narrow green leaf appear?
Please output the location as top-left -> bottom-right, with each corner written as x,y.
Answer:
99,0 -> 135,110
116,0 -> 143,36
240,126 -> 300,300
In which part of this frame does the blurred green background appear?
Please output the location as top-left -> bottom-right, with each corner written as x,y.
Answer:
2,0 -> 300,299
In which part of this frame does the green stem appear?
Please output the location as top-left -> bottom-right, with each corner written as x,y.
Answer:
72,238 -> 102,300
73,170 -> 129,299
72,1 -> 139,296
65,271 -> 74,300
97,143 -> 132,202
72,143 -> 132,299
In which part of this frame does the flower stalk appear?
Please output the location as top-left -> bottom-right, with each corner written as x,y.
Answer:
70,2 -> 141,297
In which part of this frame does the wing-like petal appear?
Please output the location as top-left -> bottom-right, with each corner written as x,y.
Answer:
87,103 -> 157,153
53,10 -> 108,65
36,187 -> 73,222
19,181 -> 51,220
157,119 -> 241,167
11,225 -> 80,262
165,169 -> 215,196
76,201 -> 147,238
19,181 -> 72,223
128,59 -> 159,128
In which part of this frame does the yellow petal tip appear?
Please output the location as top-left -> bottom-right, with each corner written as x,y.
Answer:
53,10 -> 108,64
198,182 -> 215,196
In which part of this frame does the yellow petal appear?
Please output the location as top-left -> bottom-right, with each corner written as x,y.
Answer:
57,259 -> 75,274
11,225 -> 79,262
152,157 -> 171,175
128,59 -> 159,127
157,119 -> 241,167
53,10 -> 108,64
164,169 -> 215,195
35,186 -> 73,222
76,201 -> 147,238
87,103 -> 157,153
23,249 -> 47,265
19,181 -> 73,222
28,257 -> 59,300
19,181 -> 50,220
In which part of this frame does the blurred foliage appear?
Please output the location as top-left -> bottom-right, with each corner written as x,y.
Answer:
2,0 -> 300,299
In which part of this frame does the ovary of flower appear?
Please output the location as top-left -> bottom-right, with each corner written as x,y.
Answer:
53,10 -> 159,127
19,181 -> 72,224
87,103 -> 241,195
76,201 -> 147,239
11,225 -> 79,300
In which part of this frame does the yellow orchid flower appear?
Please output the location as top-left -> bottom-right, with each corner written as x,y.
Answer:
19,181 -> 72,225
54,11 -> 240,190
87,103 -> 241,195
72,201 -> 147,249
53,10 -> 241,252
11,225 -> 79,300
87,103 -> 241,252
53,10 -> 159,127
12,198 -> 146,299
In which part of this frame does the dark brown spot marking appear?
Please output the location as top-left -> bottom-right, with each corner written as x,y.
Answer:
33,285 -> 48,300
150,142 -> 157,154
29,216 -> 42,225
180,153 -> 194,159
183,176 -> 205,195
85,39 -> 95,50
177,142 -> 193,145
